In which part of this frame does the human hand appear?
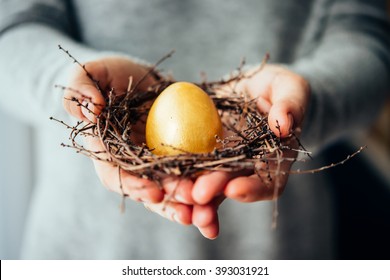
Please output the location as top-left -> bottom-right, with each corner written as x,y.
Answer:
63,57 -> 220,238
191,64 -> 310,207
63,57 -> 166,200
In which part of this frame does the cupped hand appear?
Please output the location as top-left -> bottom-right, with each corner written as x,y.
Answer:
63,57 -> 166,200
63,57 -> 220,239
191,64 -> 310,207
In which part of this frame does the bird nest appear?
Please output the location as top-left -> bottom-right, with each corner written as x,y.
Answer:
52,46 -> 364,191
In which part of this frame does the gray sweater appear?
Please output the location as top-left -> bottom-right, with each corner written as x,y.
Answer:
0,0 -> 389,259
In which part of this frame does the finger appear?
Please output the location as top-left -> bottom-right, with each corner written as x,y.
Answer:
224,175 -> 277,202
224,172 -> 289,202
80,99 -> 101,123
196,215 -> 219,240
192,170 -> 253,204
63,64 -> 107,122
268,73 -> 309,137
192,171 -> 232,205
162,177 -> 195,204
268,104 -> 294,137
144,200 -> 193,225
121,172 -> 165,203
193,195 -> 224,227
193,196 -> 224,239
192,204 -> 217,228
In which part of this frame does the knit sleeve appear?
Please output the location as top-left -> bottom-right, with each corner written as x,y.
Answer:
0,0 -> 122,124
289,0 -> 390,150
0,0 -> 73,36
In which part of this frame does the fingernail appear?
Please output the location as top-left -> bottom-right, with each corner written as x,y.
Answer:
173,213 -> 185,225
81,100 -> 95,123
287,113 -> 294,132
175,194 -> 187,204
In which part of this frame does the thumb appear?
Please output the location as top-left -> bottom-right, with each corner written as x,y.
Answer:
267,73 -> 309,138
81,99 -> 101,123
63,65 -> 106,123
268,102 -> 296,138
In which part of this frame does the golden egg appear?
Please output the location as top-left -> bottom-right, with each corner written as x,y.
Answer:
146,82 -> 222,155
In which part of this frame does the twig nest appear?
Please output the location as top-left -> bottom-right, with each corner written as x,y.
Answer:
145,82 -> 223,155
54,53 -> 293,181
54,47 -> 364,184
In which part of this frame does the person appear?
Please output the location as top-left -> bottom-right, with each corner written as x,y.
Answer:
0,0 -> 389,259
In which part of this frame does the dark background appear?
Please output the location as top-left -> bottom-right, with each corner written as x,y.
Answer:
324,139 -> 390,259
